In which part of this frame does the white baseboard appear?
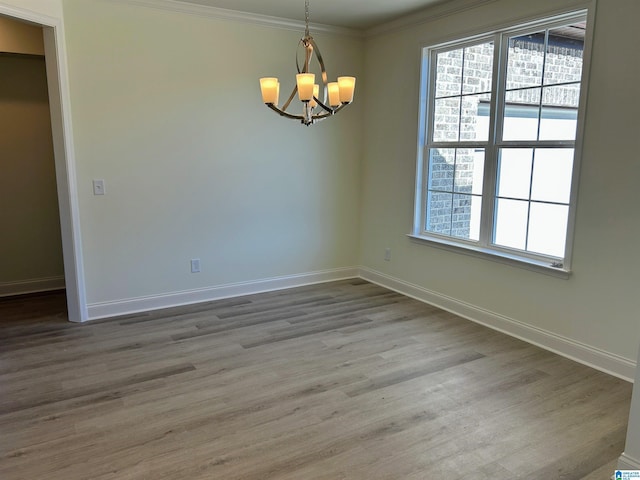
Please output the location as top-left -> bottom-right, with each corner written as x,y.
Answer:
87,267 -> 359,321
618,453 -> 640,470
359,267 -> 636,382
85,265 -> 636,381
0,276 -> 65,297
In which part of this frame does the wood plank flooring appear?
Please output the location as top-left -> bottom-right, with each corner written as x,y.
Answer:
0,280 -> 632,479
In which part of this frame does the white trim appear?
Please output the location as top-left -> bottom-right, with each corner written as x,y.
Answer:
43,25 -> 88,323
86,264 -> 635,380
106,0 -> 362,37
0,3 -> 57,24
407,234 -> 571,279
366,0 -> 591,37
359,267 -> 636,382
618,453 -> 640,470
87,267 -> 359,320
0,276 -> 65,297
565,1 -> 598,273
0,4 -> 87,323
366,0 -> 500,37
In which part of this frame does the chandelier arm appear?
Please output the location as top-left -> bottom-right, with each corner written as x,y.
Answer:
312,97 -> 337,114
296,37 -> 315,74
311,103 -> 348,120
311,113 -> 332,121
266,103 -> 305,121
307,37 -> 329,87
281,86 -> 299,111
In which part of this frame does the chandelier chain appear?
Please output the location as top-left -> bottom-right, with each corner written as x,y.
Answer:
305,0 -> 310,37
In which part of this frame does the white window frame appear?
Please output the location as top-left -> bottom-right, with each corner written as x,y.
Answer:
411,10 -> 593,277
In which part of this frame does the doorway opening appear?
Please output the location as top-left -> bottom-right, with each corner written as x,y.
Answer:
0,18 -> 65,312
0,6 -> 86,322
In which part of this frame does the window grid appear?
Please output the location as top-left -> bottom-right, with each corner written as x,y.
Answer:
417,12 -> 588,267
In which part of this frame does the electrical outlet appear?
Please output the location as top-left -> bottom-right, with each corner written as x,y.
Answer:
384,248 -> 391,261
190,258 -> 201,273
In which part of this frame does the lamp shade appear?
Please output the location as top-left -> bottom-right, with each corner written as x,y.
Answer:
260,77 -> 279,105
338,76 -> 356,104
309,84 -> 320,107
296,73 -> 315,101
327,82 -> 340,107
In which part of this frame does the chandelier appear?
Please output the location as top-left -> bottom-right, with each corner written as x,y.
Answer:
259,0 -> 356,126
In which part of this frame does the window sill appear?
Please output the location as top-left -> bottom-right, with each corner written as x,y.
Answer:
407,234 -> 571,279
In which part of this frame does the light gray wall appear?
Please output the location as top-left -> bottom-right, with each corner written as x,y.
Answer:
62,0 -> 364,307
359,0 -> 640,364
0,31 -> 63,292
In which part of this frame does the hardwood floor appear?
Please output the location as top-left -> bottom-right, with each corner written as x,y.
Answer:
0,280 -> 631,479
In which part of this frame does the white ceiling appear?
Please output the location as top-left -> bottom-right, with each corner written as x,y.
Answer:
172,0 -> 450,29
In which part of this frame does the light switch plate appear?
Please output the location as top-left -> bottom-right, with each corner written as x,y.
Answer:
191,259 -> 201,273
93,179 -> 105,195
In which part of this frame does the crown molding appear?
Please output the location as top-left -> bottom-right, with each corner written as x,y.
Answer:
105,0 -> 364,38
365,0 -> 501,37
0,2 -> 60,26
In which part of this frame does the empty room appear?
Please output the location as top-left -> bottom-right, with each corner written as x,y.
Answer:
1,0 -> 639,478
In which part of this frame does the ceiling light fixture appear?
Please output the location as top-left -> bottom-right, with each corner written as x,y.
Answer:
259,0 -> 356,126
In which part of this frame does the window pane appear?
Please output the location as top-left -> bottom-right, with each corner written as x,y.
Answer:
494,198 -> 528,250
452,194 -> 482,241
433,97 -> 460,142
427,191 -> 453,235
531,149 -> 574,203
435,49 -> 462,98
462,42 -> 494,94
539,110 -> 577,141
542,83 -> 580,109
454,149 -> 485,195
502,88 -> 541,141
528,202 -> 569,257
539,84 -> 580,140
544,24 -> 585,86
497,148 -> 533,200
427,148 -> 483,240
469,195 -> 482,241
428,148 -> 455,191
505,87 -> 541,106
461,94 -> 491,141
506,32 -> 545,90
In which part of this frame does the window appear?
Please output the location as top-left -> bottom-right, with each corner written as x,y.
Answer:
414,12 -> 588,272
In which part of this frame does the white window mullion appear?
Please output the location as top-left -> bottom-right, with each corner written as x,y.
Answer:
420,48 -> 438,234
478,33 -> 504,247
414,48 -> 434,236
